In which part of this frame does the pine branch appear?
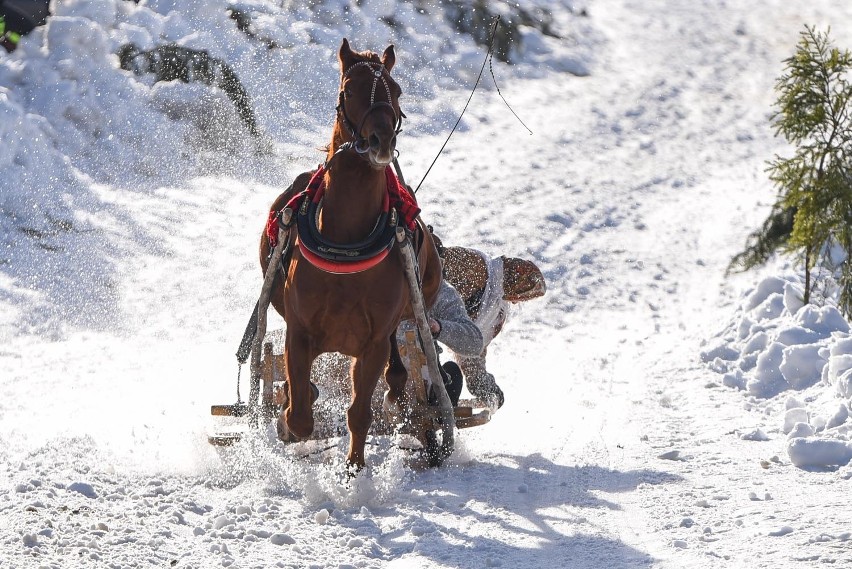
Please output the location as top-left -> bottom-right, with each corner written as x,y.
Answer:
730,26 -> 852,315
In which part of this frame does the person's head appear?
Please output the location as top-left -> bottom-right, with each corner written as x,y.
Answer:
501,256 -> 546,303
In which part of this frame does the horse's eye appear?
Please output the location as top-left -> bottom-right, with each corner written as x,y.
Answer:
344,87 -> 352,98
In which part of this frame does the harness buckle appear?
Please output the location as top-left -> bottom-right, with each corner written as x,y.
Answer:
276,207 -> 294,230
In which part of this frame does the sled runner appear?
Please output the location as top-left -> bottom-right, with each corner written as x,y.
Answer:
208,329 -> 495,449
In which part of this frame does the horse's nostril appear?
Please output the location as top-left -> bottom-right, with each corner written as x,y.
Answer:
369,133 -> 380,151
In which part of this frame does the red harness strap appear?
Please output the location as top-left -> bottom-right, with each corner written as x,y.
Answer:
384,167 -> 420,231
297,240 -> 391,274
266,166 -> 418,247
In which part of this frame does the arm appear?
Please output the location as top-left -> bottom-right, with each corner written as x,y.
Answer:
430,281 -> 484,357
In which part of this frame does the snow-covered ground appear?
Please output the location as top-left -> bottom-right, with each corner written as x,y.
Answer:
2,0 -> 852,567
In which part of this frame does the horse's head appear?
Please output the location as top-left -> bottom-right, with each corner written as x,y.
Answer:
337,38 -> 403,169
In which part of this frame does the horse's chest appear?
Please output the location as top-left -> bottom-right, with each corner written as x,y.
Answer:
287,261 -> 405,319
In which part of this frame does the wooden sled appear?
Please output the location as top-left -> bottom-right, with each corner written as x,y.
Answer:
208,332 -> 495,447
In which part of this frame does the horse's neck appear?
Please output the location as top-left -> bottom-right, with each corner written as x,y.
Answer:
320,152 -> 386,242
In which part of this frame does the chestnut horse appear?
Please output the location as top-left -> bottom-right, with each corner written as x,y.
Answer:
260,39 -> 442,470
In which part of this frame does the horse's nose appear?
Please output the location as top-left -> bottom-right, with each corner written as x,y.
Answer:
369,132 -> 396,153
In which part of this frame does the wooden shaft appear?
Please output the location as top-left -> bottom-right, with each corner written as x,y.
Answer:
249,210 -> 292,424
396,227 -> 455,456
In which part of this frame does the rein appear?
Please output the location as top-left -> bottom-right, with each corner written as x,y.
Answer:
414,16 -> 530,194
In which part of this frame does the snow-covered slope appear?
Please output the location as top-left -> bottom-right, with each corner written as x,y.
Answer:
2,0 -> 852,567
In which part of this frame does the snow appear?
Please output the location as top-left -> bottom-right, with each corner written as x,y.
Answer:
705,272 -> 852,459
3,0 -> 852,567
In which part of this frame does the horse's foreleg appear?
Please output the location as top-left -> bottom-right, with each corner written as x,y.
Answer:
346,344 -> 388,470
282,332 -> 316,440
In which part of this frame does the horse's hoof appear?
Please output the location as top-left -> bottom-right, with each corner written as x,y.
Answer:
422,430 -> 443,467
276,418 -> 300,443
422,429 -> 452,467
275,421 -> 298,443
284,409 -> 314,440
344,460 -> 365,479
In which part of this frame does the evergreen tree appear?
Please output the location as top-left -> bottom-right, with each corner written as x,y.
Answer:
730,26 -> 852,314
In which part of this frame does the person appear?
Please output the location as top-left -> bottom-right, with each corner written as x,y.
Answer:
265,172 -> 528,414
435,236 -> 547,409
395,278 -> 484,407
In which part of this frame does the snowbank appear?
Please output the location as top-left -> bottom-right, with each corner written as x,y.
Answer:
703,272 -> 852,468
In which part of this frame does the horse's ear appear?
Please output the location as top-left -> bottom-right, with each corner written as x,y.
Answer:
381,44 -> 396,72
339,38 -> 356,71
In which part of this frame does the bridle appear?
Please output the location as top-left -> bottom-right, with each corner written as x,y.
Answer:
336,61 -> 404,154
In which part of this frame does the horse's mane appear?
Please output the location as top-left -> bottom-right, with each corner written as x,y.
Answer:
351,50 -> 382,65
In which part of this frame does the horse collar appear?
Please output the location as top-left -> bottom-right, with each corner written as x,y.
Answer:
294,166 -> 399,274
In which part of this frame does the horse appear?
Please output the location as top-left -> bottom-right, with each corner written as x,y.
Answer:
259,39 -> 443,470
